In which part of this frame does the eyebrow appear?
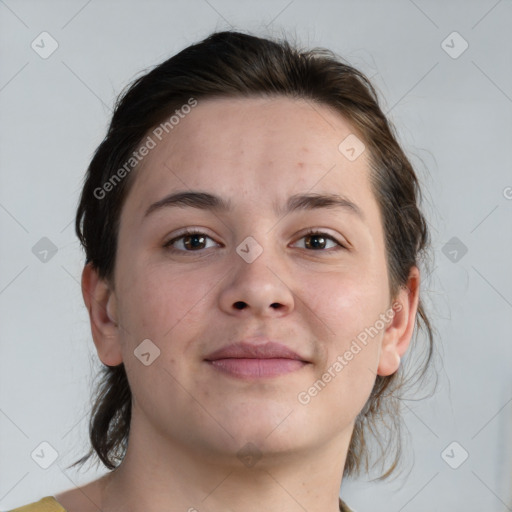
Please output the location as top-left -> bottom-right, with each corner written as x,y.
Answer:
143,190 -> 365,221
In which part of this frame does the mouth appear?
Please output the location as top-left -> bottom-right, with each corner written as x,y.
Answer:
204,340 -> 310,379
206,358 -> 308,379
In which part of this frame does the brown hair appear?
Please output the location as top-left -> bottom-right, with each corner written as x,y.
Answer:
71,29 -> 436,479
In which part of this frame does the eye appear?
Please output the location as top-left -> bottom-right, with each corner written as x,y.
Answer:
163,228 -> 346,254
163,229 -> 219,253
292,230 -> 346,251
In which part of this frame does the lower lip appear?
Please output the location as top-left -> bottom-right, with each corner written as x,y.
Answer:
206,358 -> 308,378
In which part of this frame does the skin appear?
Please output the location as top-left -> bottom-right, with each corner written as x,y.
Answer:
55,96 -> 420,512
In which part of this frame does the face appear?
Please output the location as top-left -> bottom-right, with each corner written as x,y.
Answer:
95,96 -> 412,464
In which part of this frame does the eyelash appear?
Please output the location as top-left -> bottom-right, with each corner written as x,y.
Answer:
163,228 -> 346,254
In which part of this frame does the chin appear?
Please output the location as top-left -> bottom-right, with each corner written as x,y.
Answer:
220,409 -> 313,448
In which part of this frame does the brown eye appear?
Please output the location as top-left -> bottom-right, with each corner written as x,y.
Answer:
294,231 -> 345,251
181,233 -> 207,250
164,230 -> 218,252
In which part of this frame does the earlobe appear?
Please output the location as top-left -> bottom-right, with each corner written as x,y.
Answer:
377,266 -> 421,377
81,263 -> 123,367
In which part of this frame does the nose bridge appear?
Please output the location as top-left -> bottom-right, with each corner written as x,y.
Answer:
231,204 -> 278,265
234,231 -> 281,287
219,230 -> 294,315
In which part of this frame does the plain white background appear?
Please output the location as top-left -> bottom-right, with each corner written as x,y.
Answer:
1,1 -> 511,511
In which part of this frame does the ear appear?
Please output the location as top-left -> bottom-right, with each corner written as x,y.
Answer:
377,266 -> 420,377
81,263 -> 123,366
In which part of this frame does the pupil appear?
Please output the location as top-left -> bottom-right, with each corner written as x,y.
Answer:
185,234 -> 205,250
307,235 -> 325,249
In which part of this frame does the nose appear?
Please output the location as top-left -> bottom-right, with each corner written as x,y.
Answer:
218,241 -> 295,317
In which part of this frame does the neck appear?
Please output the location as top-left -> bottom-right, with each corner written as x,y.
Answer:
100,420 -> 351,512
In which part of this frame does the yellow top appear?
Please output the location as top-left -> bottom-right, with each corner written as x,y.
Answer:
7,497 -> 66,512
7,495 -> 354,512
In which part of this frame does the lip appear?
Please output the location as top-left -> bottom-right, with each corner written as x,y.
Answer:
205,340 -> 307,361
204,340 -> 310,379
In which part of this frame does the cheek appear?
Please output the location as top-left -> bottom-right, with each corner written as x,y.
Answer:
115,264 -> 213,399
302,281 -> 383,425
116,260 -> 215,345
313,268 -> 386,338
309,270 -> 386,384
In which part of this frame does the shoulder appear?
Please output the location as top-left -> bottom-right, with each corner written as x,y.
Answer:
6,497 -> 66,512
339,497 -> 358,512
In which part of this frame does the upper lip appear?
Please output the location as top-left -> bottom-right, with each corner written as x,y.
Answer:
205,340 -> 308,362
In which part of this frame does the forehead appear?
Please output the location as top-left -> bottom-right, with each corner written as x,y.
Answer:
124,96 -> 374,219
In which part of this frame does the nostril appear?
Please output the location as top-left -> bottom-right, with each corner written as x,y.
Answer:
233,302 -> 283,310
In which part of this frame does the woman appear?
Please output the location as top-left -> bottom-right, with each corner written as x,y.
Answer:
10,29 -> 434,512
